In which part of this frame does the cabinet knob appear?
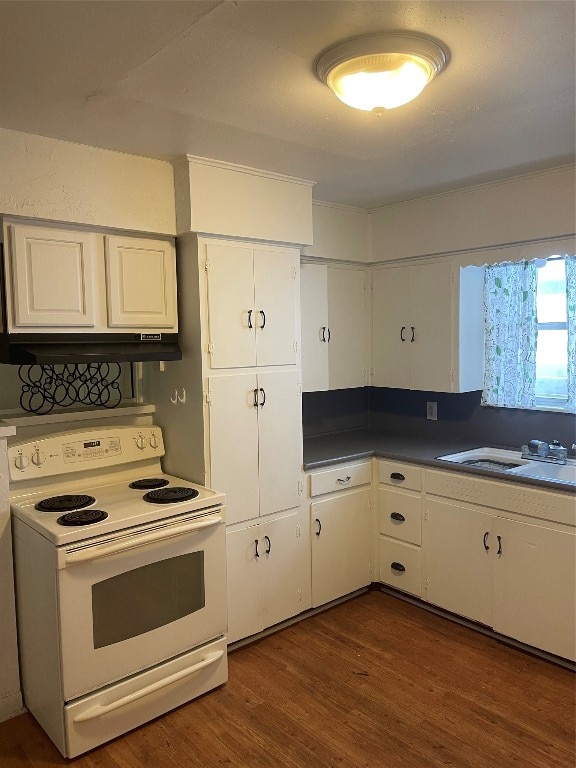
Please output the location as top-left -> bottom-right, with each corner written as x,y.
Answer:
259,310 -> 266,329
315,518 -> 322,537
496,535 -> 502,556
391,562 -> 406,572
247,309 -> 253,329
337,476 -> 351,484
410,326 -> 415,342
483,531 -> 490,551
390,512 -> 405,522
254,539 -> 260,558
390,472 -> 405,482
400,326 -> 406,342
264,535 -> 271,554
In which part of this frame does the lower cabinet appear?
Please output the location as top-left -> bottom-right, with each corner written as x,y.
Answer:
422,480 -> 576,661
492,516 -> 576,661
310,487 -> 373,608
226,511 -> 309,643
378,460 -> 423,597
423,497 -> 493,625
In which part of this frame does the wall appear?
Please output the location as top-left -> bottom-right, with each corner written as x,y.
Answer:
371,165 -> 576,262
0,127 -> 176,235
301,202 -> 371,262
303,389 -> 576,452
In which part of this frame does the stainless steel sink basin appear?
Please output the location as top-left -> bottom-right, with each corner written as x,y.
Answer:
437,447 -> 576,486
436,447 -> 529,470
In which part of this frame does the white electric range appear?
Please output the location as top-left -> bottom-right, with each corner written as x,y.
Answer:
9,425 -> 228,758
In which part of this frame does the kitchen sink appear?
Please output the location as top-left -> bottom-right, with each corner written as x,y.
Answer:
436,447 -> 576,486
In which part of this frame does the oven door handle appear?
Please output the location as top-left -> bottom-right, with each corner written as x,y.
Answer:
72,649 -> 225,723
59,515 -> 223,569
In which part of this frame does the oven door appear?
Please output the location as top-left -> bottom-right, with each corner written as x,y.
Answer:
57,509 -> 227,700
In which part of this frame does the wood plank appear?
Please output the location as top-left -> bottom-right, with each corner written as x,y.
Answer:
0,592 -> 574,767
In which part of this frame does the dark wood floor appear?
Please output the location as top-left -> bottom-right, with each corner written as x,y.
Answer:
1,591 -> 575,767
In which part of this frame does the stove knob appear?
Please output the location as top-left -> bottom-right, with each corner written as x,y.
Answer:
149,434 -> 160,450
14,453 -> 29,471
135,435 -> 146,450
31,449 -> 46,467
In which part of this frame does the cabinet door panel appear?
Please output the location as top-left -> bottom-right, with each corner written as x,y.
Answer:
311,489 -> 372,607
327,267 -> 366,389
424,497 -> 493,626
408,262 -> 452,391
208,375 -> 259,526
206,243 -> 256,368
493,517 -> 576,661
372,267 -> 409,388
253,249 -> 298,366
261,513 -> 306,630
10,225 -> 98,328
226,526 -> 263,643
300,263 -> 329,392
105,237 -> 176,328
257,371 -> 302,517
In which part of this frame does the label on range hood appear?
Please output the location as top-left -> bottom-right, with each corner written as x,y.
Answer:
141,333 -> 162,341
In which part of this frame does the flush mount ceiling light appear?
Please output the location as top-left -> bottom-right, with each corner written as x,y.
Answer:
315,32 -> 449,112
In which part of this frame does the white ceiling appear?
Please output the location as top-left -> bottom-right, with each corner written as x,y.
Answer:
0,1 -> 574,208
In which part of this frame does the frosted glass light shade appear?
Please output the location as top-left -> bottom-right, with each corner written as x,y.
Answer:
316,33 -> 449,112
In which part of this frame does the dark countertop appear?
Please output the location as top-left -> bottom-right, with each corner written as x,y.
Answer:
303,428 -> 576,495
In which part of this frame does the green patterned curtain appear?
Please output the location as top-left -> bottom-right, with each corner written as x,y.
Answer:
566,256 -> 576,413
482,260 -> 538,408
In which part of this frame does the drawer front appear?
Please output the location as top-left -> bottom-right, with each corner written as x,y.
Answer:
379,538 -> 421,597
309,461 -> 372,497
379,487 -> 422,545
378,460 -> 422,491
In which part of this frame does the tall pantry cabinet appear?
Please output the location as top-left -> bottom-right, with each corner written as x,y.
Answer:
145,235 -> 310,643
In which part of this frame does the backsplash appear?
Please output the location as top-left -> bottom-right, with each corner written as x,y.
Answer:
303,388 -> 576,451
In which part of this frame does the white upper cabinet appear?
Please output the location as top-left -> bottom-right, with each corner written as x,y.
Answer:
105,236 -> 177,328
301,263 -> 367,392
372,261 -> 484,392
8,224 -> 98,328
205,241 -> 298,370
4,222 -> 177,334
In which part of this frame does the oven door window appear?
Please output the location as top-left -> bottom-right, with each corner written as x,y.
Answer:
92,552 -> 205,648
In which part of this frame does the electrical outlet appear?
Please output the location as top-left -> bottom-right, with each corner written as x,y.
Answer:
427,401 -> 438,420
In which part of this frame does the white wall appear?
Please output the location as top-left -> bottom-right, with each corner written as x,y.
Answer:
0,127 -> 176,235
371,166 -> 576,262
302,202 -> 371,263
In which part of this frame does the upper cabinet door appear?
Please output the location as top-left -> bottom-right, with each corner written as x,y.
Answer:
327,267 -> 366,390
105,236 -> 177,329
300,264 -> 329,392
408,262 -> 452,392
205,242 -> 256,369
9,225 -> 98,328
372,266 -> 410,388
253,248 -> 298,367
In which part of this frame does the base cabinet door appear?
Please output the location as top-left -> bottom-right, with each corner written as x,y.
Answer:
310,488 -> 372,608
226,512 -> 308,644
493,517 -> 576,661
423,497 -> 493,626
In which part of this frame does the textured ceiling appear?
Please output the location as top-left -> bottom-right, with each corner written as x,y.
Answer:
0,0 -> 574,207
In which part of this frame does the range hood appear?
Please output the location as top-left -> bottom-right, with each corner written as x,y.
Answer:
0,333 -> 182,365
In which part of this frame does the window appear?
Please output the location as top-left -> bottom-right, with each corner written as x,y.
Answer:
535,258 -> 568,406
482,255 -> 575,413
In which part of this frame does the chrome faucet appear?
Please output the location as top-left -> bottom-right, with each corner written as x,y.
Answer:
521,439 -> 568,464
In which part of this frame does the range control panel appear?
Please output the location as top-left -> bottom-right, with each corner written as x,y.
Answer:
8,426 -> 165,482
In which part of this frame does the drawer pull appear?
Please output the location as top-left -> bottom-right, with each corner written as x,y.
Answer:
390,472 -> 405,481
315,518 -> 322,537
390,512 -> 405,522
337,476 -> 352,484
391,562 -> 406,572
